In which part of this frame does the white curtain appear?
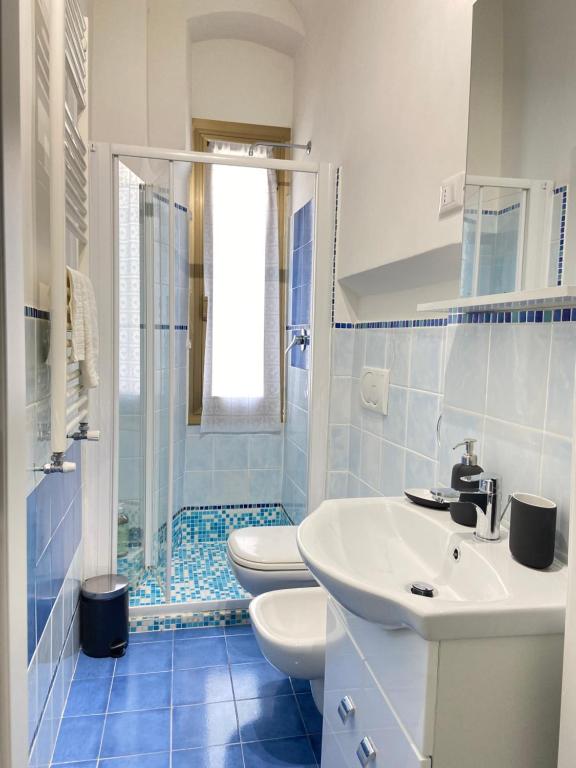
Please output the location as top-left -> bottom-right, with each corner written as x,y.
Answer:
201,142 -> 281,433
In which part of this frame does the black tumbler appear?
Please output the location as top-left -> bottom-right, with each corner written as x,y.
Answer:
509,493 -> 557,570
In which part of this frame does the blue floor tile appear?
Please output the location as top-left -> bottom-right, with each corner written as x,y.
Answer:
109,671 -> 172,712
296,694 -> 323,734
173,637 -> 228,670
115,642 -> 173,676
52,715 -> 105,763
224,625 -> 252,636
173,666 -> 233,707
226,635 -> 265,665
241,736 -> 317,767
99,754 -> 170,767
74,653 -> 115,679
290,678 -> 311,694
231,661 -> 292,700
174,627 -> 225,640
64,677 -> 112,716
100,708 -> 171,758
309,733 -> 322,764
52,762 -> 98,768
172,744 -> 244,768
237,695 -> 306,743
130,631 -> 174,644
172,701 -> 239,751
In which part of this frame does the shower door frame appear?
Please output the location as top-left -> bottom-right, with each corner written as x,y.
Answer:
108,144 -> 334,619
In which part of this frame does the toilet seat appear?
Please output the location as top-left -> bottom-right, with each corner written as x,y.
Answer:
227,526 -> 317,595
228,526 -> 309,571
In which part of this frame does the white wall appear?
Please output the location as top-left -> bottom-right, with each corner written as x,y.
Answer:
188,39 -> 293,127
89,0 -> 148,146
291,0 -> 474,321
89,0 -> 298,149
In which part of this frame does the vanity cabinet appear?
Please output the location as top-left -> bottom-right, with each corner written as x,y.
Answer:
321,597 -> 563,768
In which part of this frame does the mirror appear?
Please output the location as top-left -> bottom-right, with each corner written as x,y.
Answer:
461,0 -> 575,297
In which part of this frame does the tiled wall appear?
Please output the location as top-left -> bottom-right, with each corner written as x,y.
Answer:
289,200 -> 313,370
328,316 -> 575,560
184,430 -> 284,507
26,306 -> 84,764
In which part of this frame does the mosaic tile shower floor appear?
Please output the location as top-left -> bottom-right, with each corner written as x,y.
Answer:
130,543 -> 250,607
129,506 -> 291,608
50,624 -> 322,767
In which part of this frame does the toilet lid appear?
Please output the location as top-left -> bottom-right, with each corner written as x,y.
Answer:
227,526 -> 308,572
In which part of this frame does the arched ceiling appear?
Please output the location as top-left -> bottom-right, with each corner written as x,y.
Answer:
183,0 -> 305,56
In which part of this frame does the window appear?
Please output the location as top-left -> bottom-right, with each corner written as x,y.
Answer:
188,119 -> 291,425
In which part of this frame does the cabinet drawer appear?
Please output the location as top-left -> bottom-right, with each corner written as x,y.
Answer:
323,602 -> 431,768
337,603 -> 438,755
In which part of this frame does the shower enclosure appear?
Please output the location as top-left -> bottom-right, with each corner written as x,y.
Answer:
112,146 -> 332,618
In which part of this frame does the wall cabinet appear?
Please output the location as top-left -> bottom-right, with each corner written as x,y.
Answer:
322,598 -> 563,768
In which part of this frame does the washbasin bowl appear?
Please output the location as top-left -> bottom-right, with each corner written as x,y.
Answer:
297,497 -> 567,641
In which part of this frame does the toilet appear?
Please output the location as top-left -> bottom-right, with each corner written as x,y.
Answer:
227,525 -> 317,596
227,525 -> 327,711
249,586 -> 327,712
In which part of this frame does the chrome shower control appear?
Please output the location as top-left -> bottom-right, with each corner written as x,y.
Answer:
356,736 -> 377,765
337,695 -> 356,723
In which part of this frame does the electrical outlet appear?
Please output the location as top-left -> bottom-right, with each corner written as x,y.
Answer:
439,171 -> 465,216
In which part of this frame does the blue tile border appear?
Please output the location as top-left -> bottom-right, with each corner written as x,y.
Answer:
555,185 -> 568,287
333,305 -> 576,329
129,608 -> 251,634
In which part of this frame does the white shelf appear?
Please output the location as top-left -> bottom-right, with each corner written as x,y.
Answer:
417,285 -> 576,314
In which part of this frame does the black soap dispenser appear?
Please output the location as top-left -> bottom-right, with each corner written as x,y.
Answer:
449,439 -> 484,527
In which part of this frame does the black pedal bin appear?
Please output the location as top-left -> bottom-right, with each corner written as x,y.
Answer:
80,574 -> 129,658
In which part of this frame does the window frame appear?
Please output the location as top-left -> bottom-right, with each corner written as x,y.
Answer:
188,118 -> 291,425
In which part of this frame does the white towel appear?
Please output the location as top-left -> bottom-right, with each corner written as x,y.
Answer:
67,266 -> 100,388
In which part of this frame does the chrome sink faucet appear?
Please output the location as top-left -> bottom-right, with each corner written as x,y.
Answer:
460,473 -> 504,541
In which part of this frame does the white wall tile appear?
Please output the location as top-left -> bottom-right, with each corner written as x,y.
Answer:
386,329 -> 412,386
249,434 -> 283,469
410,327 -> 444,392
486,324 -> 551,429
329,376 -> 352,424
327,471 -> 349,498
381,385 -> 407,446
359,431 -> 381,489
444,324 -> 490,412
185,433 -> 214,471
248,469 -> 283,502
349,426 -> 362,477
212,469 -> 250,505
213,435 -> 249,470
183,470 -> 213,506
483,418 -> 543,509
405,451 -> 436,489
546,323 -> 576,437
332,329 -> 355,376
380,441 -> 405,496
406,390 -> 441,459
328,425 -> 350,471
540,434 -> 572,559
365,330 -> 387,368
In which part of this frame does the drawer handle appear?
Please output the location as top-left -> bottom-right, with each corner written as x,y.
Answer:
356,736 -> 377,766
337,695 -> 356,723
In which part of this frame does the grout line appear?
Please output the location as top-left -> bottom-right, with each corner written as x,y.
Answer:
95,657 -> 116,764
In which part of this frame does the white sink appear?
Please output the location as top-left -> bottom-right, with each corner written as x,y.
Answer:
297,497 -> 567,641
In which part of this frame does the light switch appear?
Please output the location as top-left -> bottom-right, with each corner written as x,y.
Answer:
360,367 -> 390,415
439,171 -> 465,216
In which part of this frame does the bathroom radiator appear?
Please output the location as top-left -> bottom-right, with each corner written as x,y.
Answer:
46,0 -> 90,467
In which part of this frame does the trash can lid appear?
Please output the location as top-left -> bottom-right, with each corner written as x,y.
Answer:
82,574 -> 129,600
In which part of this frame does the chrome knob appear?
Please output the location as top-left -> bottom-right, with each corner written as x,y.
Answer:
357,736 -> 377,765
337,695 -> 356,723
